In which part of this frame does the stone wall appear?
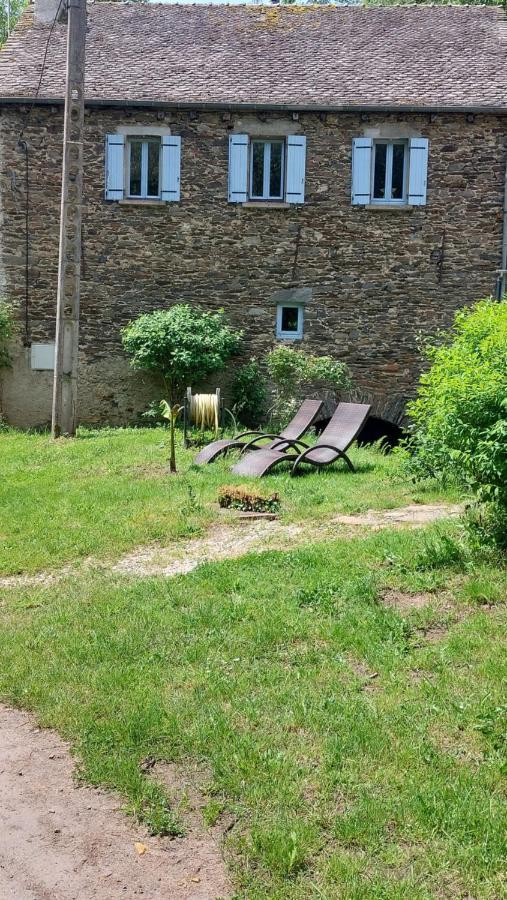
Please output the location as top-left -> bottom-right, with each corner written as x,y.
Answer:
0,104 -> 505,427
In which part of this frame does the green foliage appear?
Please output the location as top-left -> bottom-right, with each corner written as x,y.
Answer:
0,0 -> 27,48
406,298 -> 507,547
0,301 -> 14,369
231,359 -> 267,426
266,344 -> 351,423
121,305 -> 242,404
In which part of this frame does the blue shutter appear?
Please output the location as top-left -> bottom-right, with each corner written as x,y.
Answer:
228,134 -> 248,203
285,135 -> 306,204
161,135 -> 181,202
351,137 -> 372,205
105,134 -> 125,201
408,138 -> 429,206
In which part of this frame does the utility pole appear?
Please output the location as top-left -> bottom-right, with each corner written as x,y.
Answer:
51,0 -> 86,438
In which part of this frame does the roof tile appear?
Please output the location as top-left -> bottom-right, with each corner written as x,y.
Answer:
0,3 -> 506,110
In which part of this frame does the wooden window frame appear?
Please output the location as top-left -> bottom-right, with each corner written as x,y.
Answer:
276,303 -> 304,340
371,140 -> 408,205
126,136 -> 162,200
249,139 -> 285,202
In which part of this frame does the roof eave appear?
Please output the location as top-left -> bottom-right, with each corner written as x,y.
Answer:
1,97 -> 506,115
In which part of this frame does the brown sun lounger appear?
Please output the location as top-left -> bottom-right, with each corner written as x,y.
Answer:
231,402 -> 371,477
193,399 -> 323,465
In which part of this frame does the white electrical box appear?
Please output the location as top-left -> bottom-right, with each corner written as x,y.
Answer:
31,343 -> 55,371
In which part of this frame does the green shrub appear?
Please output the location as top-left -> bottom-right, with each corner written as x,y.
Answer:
406,298 -> 507,547
0,301 -> 14,370
122,305 -> 242,471
266,345 -> 351,424
231,359 -> 267,426
121,305 -> 241,403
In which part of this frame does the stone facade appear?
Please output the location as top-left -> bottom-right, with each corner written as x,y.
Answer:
0,103 -> 505,427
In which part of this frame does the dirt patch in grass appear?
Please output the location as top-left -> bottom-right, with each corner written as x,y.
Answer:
380,590 -> 435,612
347,656 -> 381,691
0,705 -> 231,900
333,503 -> 462,529
153,761 -> 234,839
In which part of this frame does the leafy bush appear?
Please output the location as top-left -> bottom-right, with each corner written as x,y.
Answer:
406,298 -> 507,547
218,484 -> 280,513
266,345 -> 351,424
0,301 -> 14,369
231,359 -> 267,426
121,305 -> 242,404
122,305 -> 242,471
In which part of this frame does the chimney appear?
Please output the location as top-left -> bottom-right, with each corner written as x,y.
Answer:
33,0 -> 67,26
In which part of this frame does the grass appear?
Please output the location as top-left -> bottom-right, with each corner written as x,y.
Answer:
0,427 -> 505,898
0,426 -> 460,576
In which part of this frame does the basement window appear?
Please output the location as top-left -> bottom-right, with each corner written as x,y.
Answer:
372,140 -> 408,204
276,304 -> 304,340
127,137 -> 161,199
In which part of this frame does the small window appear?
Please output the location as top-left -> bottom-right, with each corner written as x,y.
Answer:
250,140 -> 285,201
276,304 -> 303,340
372,141 -> 407,203
127,137 -> 161,199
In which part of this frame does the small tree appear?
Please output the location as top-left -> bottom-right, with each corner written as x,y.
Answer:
266,345 -> 351,424
121,305 -> 241,471
405,298 -> 507,547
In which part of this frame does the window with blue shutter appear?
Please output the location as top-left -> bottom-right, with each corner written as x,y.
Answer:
229,134 -> 306,204
352,136 -> 429,207
351,137 -> 373,205
105,132 -> 181,203
285,136 -> 306,204
228,134 -> 249,203
161,135 -> 181,202
408,138 -> 429,206
105,134 -> 125,200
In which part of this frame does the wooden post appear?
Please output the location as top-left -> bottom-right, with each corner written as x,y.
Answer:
51,0 -> 86,438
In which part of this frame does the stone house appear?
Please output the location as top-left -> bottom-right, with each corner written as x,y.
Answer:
0,2 -> 506,428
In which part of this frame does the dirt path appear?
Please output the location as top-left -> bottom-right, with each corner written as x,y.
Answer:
0,705 -> 231,900
112,503 -> 462,577
0,503 -> 462,589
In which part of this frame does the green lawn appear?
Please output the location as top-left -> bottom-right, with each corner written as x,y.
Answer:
0,428 -> 505,899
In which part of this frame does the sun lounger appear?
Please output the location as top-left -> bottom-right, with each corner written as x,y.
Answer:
231,402 -> 371,477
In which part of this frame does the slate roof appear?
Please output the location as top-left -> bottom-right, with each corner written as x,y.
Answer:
0,3 -> 506,111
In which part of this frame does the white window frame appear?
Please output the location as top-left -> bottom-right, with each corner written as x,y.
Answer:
276,303 -> 304,340
249,139 -> 285,201
371,140 -> 408,205
126,136 -> 162,200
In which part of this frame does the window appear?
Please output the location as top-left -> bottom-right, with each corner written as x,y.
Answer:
372,141 -> 407,203
105,133 -> 181,203
127,137 -> 161,199
228,135 -> 306,204
351,137 -> 428,207
250,140 -> 285,201
276,304 -> 304,340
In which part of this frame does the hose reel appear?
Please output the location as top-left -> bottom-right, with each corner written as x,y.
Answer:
183,387 -> 236,447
